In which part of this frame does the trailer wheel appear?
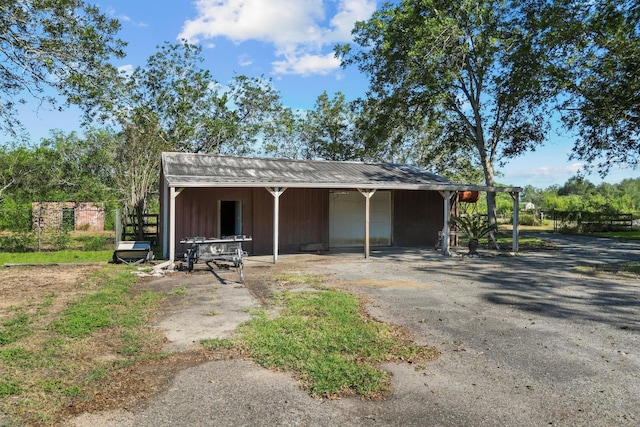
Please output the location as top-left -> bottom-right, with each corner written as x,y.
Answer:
186,247 -> 197,272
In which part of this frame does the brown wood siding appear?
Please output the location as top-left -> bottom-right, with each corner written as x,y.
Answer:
279,188 -> 329,253
170,187 -> 442,258
174,188 -> 255,256
250,188 -> 274,255
249,188 -> 329,255
393,190 -> 443,247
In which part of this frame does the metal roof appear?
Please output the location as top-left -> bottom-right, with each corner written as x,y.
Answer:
161,152 -> 521,193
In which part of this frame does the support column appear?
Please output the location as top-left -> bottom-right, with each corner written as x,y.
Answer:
168,187 -> 183,264
358,189 -> 377,258
267,187 -> 287,264
439,191 -> 455,256
511,191 -> 520,253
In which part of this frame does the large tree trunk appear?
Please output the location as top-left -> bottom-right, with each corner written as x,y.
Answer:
479,147 -> 498,226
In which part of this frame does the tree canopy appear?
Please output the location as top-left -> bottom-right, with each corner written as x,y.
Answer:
532,0 -> 640,175
337,0 -> 554,223
0,0 -> 125,138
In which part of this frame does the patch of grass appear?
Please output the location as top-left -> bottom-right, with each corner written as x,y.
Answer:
0,380 -> 22,397
592,230 -> 640,240
201,338 -> 236,350
574,263 -> 640,276
271,273 -> 325,288
493,234 -> 555,250
0,250 -> 114,264
0,313 -> 32,345
168,285 -> 188,295
240,289 -> 437,399
0,266 -> 165,426
54,272 -> 137,337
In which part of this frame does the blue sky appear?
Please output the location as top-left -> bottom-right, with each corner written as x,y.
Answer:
11,0 -> 638,188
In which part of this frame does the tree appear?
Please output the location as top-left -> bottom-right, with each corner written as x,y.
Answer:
557,176 -> 596,197
533,0 -> 640,175
302,91 -> 363,161
0,130 -> 119,204
337,0 -> 555,224
0,0 -> 125,137
0,144 -> 39,202
90,42 -> 284,237
353,98 -> 485,183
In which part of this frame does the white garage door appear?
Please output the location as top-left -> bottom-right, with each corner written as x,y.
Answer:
329,191 -> 391,248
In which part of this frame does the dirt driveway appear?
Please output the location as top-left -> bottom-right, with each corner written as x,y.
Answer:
69,233 -> 640,426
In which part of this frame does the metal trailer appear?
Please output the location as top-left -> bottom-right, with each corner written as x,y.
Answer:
112,241 -> 154,265
179,235 -> 252,283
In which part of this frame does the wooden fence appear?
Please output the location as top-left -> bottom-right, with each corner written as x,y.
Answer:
551,210 -> 634,232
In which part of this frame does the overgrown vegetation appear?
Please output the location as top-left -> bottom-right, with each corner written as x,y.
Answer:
0,266 -> 164,425
238,278 -> 438,399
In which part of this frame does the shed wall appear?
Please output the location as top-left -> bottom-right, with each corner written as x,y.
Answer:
169,187 -> 443,258
393,190 -> 443,247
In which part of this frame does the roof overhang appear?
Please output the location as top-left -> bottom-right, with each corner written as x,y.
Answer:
161,152 -> 521,194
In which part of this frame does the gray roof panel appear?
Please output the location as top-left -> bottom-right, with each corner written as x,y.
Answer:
161,152 -> 521,193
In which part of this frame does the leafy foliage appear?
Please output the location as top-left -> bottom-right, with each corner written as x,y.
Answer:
451,215 -> 498,239
527,0 -> 640,175
337,0 -> 556,223
0,0 -> 125,138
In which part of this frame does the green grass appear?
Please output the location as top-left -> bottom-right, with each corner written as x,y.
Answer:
574,263 -> 640,276
200,338 -> 236,350
0,266 -> 165,425
0,250 -> 114,264
53,269 -> 152,337
239,286 -> 437,399
0,313 -> 32,345
592,230 -> 640,240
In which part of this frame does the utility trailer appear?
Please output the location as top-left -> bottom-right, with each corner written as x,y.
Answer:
112,241 -> 154,265
179,235 -> 252,283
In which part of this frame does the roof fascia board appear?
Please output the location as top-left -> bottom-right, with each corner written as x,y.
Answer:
164,179 -> 521,193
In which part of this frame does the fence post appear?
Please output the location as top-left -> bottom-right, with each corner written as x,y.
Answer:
115,209 -> 121,248
37,204 -> 42,252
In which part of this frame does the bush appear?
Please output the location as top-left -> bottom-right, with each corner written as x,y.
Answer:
519,213 -> 541,226
0,232 -> 38,252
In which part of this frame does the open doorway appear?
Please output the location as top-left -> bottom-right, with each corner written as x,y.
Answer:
219,200 -> 243,237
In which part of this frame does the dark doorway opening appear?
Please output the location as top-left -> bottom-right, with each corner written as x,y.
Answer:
220,201 -> 242,236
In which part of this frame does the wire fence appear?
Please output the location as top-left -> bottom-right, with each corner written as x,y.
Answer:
0,203 -> 118,252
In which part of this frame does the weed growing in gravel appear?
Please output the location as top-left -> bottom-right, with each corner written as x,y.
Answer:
201,338 -> 236,350
239,278 -> 437,399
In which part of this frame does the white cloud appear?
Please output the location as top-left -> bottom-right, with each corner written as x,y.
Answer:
118,64 -> 134,76
502,163 -> 584,186
238,54 -> 253,67
272,50 -> 341,76
178,0 -> 376,76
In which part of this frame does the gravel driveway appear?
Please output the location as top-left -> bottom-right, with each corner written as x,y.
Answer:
69,233 -> 640,427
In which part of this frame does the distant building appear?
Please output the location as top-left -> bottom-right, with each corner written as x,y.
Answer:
32,202 -> 104,232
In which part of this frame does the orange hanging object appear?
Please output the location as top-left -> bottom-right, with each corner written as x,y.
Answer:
458,191 -> 480,203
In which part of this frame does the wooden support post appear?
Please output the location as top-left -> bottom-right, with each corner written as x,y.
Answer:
511,191 -> 520,253
358,189 -> 376,258
267,187 -> 287,264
